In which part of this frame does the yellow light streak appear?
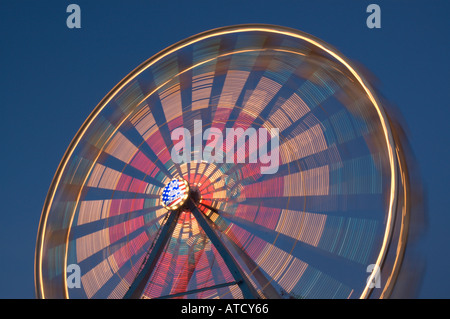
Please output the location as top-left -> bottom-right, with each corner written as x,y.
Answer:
36,25 -> 398,299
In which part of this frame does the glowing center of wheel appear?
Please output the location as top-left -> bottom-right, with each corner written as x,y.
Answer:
161,179 -> 189,210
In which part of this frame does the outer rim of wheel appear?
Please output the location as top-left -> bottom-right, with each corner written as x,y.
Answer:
35,24 -> 399,299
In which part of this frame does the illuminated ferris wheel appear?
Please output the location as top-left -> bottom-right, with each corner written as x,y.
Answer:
35,24 -> 410,299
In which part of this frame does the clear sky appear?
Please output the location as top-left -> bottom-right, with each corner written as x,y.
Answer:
0,0 -> 449,298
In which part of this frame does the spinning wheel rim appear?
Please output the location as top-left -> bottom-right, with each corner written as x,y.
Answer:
35,24 -> 400,299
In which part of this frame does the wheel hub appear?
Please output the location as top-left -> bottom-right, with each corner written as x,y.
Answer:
161,178 -> 190,210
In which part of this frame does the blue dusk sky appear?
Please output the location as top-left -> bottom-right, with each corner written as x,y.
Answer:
0,0 -> 449,298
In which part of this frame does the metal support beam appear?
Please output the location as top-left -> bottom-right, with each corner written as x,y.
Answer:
189,200 -> 260,299
199,202 -> 219,213
154,281 -> 239,299
224,235 -> 282,298
124,210 -> 180,299
200,202 -> 281,299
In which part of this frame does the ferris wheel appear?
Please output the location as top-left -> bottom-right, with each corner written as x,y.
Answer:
35,24 -> 410,299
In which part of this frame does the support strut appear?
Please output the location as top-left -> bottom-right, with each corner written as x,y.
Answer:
124,188 -> 260,299
188,200 -> 260,299
124,210 -> 180,299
